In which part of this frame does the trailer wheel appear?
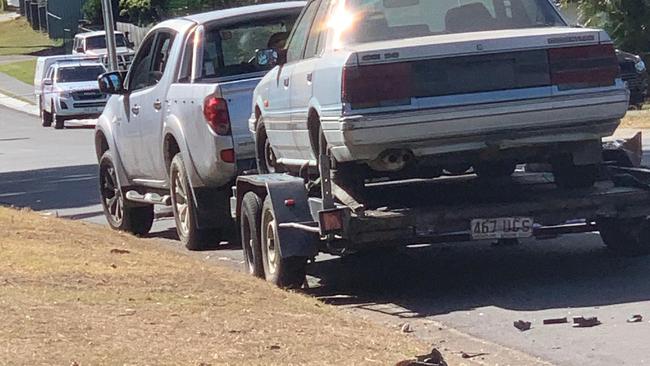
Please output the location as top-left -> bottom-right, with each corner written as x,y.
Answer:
260,196 -> 307,288
255,119 -> 282,174
240,192 -> 264,278
598,217 -> 650,256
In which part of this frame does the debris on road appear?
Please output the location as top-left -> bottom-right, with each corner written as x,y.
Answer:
514,320 -> 532,331
543,317 -> 568,325
401,323 -> 413,333
572,316 -> 601,328
627,314 -> 643,323
461,351 -> 489,359
395,347 -> 448,366
110,248 -> 130,254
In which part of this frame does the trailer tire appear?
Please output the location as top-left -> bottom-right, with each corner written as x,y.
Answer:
260,196 -> 307,288
240,192 -> 265,278
598,217 -> 650,256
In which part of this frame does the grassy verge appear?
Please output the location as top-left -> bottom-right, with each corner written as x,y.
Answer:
0,207 -> 428,365
0,18 -> 57,56
0,58 -> 35,84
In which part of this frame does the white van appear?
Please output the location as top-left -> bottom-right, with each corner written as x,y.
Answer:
34,55 -> 99,109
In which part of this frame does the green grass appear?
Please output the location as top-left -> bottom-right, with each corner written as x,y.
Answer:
0,18 -> 57,56
0,59 -> 36,84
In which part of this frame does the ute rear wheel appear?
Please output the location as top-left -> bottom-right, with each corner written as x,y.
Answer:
99,151 -> 153,235
598,217 -> 650,256
240,192 -> 265,278
260,196 -> 307,288
170,153 -> 220,250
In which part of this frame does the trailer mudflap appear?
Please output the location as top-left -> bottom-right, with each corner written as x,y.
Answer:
235,174 -> 319,258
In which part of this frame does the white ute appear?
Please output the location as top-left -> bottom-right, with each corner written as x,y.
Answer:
252,0 -> 629,190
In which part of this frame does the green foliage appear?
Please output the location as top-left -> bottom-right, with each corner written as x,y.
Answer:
567,0 -> 650,53
119,0 -> 166,26
83,0 -> 120,25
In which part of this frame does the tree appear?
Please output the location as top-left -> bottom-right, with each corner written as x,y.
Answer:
567,0 -> 650,53
83,0 -> 120,25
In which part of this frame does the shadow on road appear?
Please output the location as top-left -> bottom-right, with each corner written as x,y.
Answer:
0,164 -> 99,210
307,234 -> 650,317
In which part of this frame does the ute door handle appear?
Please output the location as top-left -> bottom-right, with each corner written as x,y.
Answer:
306,72 -> 312,83
131,105 -> 140,115
153,100 -> 162,110
283,78 -> 290,87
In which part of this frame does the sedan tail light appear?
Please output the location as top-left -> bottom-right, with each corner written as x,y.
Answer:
342,63 -> 413,108
203,96 -> 231,135
549,44 -> 619,89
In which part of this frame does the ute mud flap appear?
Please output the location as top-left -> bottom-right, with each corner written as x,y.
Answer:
237,174 -> 319,258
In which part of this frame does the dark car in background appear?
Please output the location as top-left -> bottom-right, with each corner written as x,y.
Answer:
617,49 -> 648,109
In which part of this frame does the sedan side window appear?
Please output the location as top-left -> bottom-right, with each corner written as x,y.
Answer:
304,0 -> 331,59
286,0 -> 320,63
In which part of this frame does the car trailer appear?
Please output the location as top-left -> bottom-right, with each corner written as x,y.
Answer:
231,133 -> 650,288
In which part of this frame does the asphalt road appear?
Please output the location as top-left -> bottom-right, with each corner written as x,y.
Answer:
3,105 -> 650,366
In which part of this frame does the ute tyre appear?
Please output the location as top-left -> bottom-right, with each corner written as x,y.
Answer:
260,196 -> 307,288
99,151 -> 153,236
41,100 -> 52,127
170,153 -> 220,250
598,217 -> 650,257
54,114 -> 65,129
240,192 -> 265,278
552,161 -> 597,189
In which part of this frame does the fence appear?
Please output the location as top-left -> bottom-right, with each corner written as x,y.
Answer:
116,22 -> 150,48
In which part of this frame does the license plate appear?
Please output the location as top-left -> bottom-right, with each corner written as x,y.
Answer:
470,217 -> 534,240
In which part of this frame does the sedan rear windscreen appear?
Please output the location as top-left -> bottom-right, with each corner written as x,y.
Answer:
341,0 -> 566,45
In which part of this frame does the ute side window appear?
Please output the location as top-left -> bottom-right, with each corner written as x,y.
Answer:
127,33 -> 156,91
286,0 -> 319,63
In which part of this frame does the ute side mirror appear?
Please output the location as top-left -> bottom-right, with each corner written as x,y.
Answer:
42,78 -> 53,86
98,71 -> 126,95
76,46 -> 85,53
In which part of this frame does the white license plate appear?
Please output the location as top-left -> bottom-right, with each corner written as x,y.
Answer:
470,217 -> 534,240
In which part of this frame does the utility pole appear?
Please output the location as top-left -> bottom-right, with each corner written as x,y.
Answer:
100,0 -> 119,72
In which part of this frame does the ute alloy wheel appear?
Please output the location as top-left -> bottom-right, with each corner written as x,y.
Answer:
169,153 -> 220,250
99,151 -> 153,235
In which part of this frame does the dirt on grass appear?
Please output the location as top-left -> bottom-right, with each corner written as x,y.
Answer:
0,207 -> 430,365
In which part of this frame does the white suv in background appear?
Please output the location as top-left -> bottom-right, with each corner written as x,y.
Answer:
72,31 -> 136,70
41,61 -> 108,129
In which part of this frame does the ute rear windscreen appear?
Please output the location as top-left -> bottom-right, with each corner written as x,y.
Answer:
341,0 -> 566,45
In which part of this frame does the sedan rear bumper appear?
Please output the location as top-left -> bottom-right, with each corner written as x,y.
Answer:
326,88 -> 629,163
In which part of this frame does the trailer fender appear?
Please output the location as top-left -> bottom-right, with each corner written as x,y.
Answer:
235,175 -> 319,258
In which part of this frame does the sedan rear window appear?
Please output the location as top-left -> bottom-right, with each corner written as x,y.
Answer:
86,34 -> 128,50
339,0 -> 565,45
57,66 -> 106,83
